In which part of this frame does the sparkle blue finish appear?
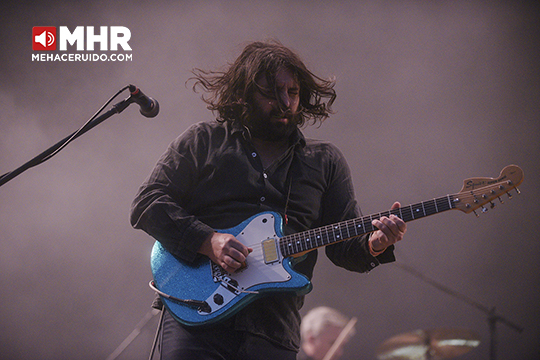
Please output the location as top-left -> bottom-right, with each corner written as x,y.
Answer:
151,211 -> 312,326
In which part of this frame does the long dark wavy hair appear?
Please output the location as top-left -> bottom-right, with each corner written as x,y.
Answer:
189,40 -> 337,128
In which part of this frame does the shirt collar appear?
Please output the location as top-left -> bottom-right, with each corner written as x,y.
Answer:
229,120 -> 306,148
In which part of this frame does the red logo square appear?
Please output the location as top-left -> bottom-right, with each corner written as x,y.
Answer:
33,27 -> 57,51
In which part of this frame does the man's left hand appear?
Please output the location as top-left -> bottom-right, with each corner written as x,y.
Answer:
369,201 -> 406,252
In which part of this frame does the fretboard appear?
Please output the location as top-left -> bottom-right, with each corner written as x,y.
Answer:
279,195 -> 456,257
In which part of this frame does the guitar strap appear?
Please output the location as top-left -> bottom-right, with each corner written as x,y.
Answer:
283,175 -> 292,225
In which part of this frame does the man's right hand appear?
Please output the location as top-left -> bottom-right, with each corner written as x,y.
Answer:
198,232 -> 253,273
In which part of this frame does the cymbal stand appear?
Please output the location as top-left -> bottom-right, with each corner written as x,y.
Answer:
394,262 -> 524,360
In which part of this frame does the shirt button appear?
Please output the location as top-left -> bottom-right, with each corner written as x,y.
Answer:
263,173 -> 268,179
252,152 -> 257,158
260,196 -> 266,202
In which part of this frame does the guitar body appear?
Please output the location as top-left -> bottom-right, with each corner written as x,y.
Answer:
150,165 -> 524,327
151,211 -> 312,326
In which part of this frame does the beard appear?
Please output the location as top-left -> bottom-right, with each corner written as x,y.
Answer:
247,102 -> 300,142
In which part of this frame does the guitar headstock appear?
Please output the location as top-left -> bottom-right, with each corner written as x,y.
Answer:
452,165 -> 524,215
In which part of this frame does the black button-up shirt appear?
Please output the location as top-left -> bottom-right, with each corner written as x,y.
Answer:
130,121 -> 394,351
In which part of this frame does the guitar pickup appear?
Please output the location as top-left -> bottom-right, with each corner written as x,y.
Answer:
262,238 -> 279,264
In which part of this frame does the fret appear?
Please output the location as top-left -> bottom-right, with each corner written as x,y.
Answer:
343,221 -> 351,239
302,233 -> 310,251
360,218 -> 368,235
364,216 -> 375,232
351,219 -> 362,236
296,233 -> 304,253
439,196 -> 449,211
282,239 -> 292,257
434,196 -> 449,213
354,218 -> 366,236
298,234 -> 305,252
344,221 -> 352,238
400,206 -> 413,222
317,226 -> 325,246
344,221 -> 351,239
423,199 -> 436,216
302,233 -> 308,251
304,230 -> 313,251
324,225 -> 331,245
285,234 -> 294,255
333,224 -> 342,243
431,196 -> 440,211
289,238 -> 295,256
309,229 -> 317,250
284,234 -> 292,255
447,195 -> 455,210
293,234 -> 302,253
315,228 -> 323,247
287,234 -> 294,255
352,219 -> 359,236
411,203 -> 424,219
408,205 -> 415,220
292,233 -> 300,254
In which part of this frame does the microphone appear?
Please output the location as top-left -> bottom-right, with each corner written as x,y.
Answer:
128,84 -> 160,118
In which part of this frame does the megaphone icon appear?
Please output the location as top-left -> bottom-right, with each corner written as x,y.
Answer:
35,31 -> 47,47
35,30 -> 55,48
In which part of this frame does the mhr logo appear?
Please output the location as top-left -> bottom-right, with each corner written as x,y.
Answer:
32,26 -> 131,51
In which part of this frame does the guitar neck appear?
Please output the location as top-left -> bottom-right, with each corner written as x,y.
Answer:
279,195 -> 456,257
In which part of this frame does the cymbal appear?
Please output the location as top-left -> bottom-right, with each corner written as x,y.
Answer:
376,328 -> 480,360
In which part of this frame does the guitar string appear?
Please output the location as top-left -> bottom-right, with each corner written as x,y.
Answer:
241,198 -> 448,251
240,182 -> 510,254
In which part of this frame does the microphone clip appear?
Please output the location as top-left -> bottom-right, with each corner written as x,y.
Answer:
127,84 -> 160,118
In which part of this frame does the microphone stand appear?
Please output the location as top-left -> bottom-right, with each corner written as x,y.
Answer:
0,87 -> 134,188
394,262 -> 524,360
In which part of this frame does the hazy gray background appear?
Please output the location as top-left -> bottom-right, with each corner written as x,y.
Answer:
1,1 -> 539,359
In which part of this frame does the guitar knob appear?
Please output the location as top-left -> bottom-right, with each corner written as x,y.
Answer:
213,294 -> 224,305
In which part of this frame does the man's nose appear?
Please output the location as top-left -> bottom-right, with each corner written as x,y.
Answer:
278,91 -> 290,109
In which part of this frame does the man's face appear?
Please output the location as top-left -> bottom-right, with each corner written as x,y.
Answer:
248,67 -> 301,141
310,325 -> 346,360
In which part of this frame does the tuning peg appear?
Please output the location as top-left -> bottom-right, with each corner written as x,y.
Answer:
481,206 -> 488,213
497,196 -> 504,204
515,187 -> 521,195
508,192 -> 513,199
473,209 -> 479,217
490,201 -> 496,209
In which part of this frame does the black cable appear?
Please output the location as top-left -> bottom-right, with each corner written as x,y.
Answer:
40,85 -> 130,163
0,85 -> 131,186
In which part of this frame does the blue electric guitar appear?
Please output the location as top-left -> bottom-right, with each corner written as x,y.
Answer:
150,165 -> 523,326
